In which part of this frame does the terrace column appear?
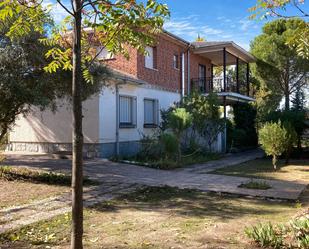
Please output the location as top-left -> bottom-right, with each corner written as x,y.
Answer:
223,47 -> 226,92
236,57 -> 239,93
246,63 -> 250,96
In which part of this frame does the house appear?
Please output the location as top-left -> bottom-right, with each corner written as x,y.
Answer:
7,30 -> 255,158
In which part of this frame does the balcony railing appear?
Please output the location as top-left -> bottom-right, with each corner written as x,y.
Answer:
191,77 -> 249,96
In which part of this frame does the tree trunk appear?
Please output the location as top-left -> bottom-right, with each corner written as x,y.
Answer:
71,1 -> 84,248
272,154 -> 277,171
284,91 -> 290,110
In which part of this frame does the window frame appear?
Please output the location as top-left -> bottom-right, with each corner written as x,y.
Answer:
143,98 -> 159,128
173,54 -> 180,70
119,95 -> 137,129
96,46 -> 114,61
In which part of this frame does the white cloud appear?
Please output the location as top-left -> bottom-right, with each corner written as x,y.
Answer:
164,17 -> 224,41
42,0 -> 70,23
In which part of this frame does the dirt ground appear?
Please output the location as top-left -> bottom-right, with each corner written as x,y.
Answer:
1,186 -> 307,249
0,179 -> 69,208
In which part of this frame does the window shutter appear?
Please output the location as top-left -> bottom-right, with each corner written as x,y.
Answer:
132,97 -> 137,127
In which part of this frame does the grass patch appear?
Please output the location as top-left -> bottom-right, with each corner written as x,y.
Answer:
0,166 -> 98,186
210,158 -> 309,183
117,152 -> 221,170
0,186 -> 305,249
239,180 -> 272,190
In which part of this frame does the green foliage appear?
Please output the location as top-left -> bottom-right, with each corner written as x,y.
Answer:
182,92 -> 224,152
0,166 -> 97,186
167,108 -> 192,162
231,103 -> 258,148
290,215 -> 309,248
167,108 -> 193,136
238,180 -> 271,190
246,212 -> 309,249
259,121 -> 288,169
160,133 -> 178,159
245,223 -> 284,249
263,110 -> 307,151
250,19 -> 309,114
250,0 -> 309,59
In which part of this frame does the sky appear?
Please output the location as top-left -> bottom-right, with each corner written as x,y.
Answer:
46,0 -> 304,51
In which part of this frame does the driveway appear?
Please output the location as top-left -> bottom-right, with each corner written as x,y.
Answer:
3,149 -> 306,201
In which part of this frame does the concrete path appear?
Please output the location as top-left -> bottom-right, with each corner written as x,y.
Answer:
0,182 -> 140,234
1,150 -> 307,234
3,149 -> 306,201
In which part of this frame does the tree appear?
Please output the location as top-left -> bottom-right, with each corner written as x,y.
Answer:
167,108 -> 192,164
251,0 -> 309,59
0,1 -> 169,248
259,121 -> 288,170
182,92 -> 224,152
251,19 -> 309,111
291,84 -> 307,111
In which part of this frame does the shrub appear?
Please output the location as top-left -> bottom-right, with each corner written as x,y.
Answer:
245,213 -> 309,249
233,103 -> 258,147
259,121 -> 288,170
159,133 -> 178,159
167,108 -> 192,163
263,110 -> 307,150
245,223 -> 284,249
290,216 -> 309,248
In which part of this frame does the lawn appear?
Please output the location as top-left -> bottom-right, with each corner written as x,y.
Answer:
209,158 -> 309,184
0,186 -> 306,249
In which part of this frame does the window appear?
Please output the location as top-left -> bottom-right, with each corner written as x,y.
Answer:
119,96 -> 137,128
96,46 -> 114,60
173,54 -> 179,69
144,99 -> 159,127
145,46 -> 157,69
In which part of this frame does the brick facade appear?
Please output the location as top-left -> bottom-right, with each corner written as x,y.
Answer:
105,33 -> 212,93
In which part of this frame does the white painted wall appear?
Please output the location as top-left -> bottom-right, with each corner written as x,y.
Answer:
9,96 -> 100,143
99,83 -> 181,143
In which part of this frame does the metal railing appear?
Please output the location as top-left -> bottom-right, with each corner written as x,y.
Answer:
191,77 -> 248,95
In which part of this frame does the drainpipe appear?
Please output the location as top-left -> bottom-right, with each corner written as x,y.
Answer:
115,80 -> 127,158
187,49 -> 190,95
115,83 -> 120,157
181,52 -> 185,98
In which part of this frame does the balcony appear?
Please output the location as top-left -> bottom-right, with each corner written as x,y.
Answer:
191,76 -> 249,96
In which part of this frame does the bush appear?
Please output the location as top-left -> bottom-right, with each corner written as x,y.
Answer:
259,121 -> 288,170
245,223 -> 283,249
263,110 -> 307,150
245,212 -> 309,249
159,133 -> 178,159
233,103 -> 258,147
167,108 -> 192,163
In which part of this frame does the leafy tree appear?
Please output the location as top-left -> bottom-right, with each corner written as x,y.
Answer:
232,103 -> 258,148
182,92 -> 224,152
251,0 -> 309,59
291,84 -> 307,111
263,110 -> 307,150
259,121 -> 288,170
0,0 -> 169,248
251,19 -> 309,111
167,108 -> 192,164
282,121 -> 297,164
